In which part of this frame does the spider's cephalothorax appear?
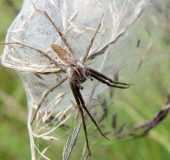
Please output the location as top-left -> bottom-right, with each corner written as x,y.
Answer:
67,64 -> 87,87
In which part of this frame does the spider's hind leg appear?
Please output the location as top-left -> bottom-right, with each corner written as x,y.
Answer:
31,77 -> 67,124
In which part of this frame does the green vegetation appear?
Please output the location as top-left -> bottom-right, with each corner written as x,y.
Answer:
0,1 -> 30,160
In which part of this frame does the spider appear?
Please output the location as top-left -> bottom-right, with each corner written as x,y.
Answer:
1,4 -> 131,156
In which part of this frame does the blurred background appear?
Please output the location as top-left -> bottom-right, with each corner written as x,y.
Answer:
0,0 -> 30,160
0,0 -> 170,160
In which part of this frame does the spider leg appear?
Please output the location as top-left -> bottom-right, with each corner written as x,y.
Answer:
81,15 -> 104,63
0,42 -> 60,68
90,73 -> 129,89
86,67 -> 130,86
70,80 -> 109,141
31,77 -> 67,124
73,84 -> 109,141
69,81 -> 91,156
32,3 -> 74,55
88,71 -> 128,89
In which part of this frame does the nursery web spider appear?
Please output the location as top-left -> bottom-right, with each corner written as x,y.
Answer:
1,4 -> 131,155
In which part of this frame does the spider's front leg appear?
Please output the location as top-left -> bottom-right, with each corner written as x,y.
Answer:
32,3 -> 74,55
69,80 -> 109,155
86,67 -> 131,89
69,80 -> 91,155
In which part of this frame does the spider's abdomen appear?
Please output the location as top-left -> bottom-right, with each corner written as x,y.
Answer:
51,44 -> 76,65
